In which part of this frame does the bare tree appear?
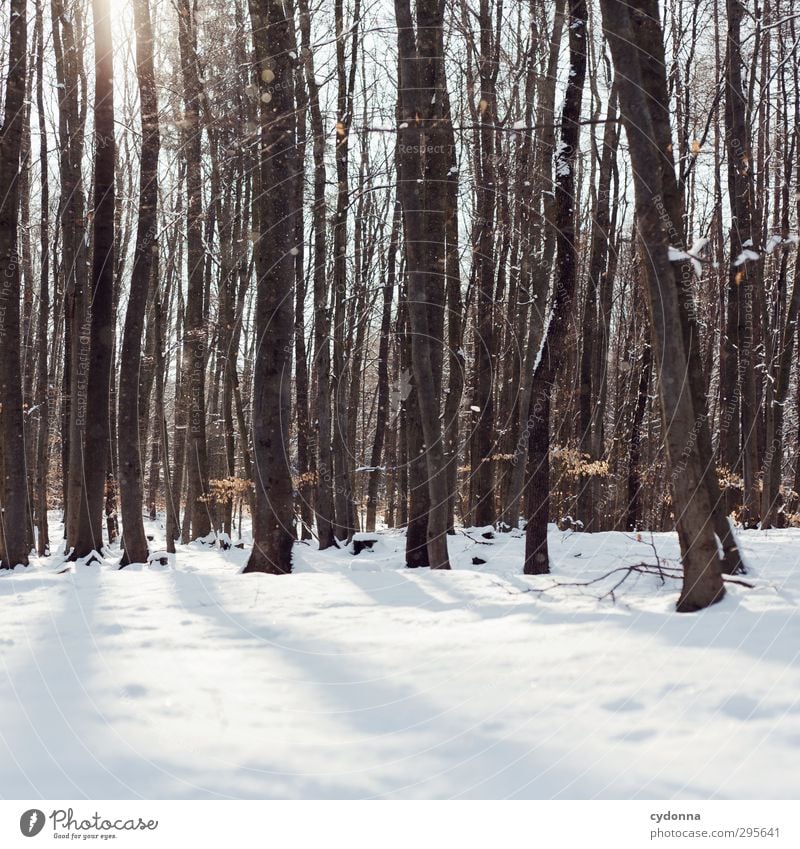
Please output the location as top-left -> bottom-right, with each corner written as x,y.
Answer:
118,0 -> 161,566
243,0 -> 298,574
0,0 -> 30,569
599,0 -> 725,611
395,0 -> 453,569
70,0 -> 116,560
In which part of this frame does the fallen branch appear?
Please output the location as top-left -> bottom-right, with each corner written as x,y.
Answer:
491,561 -> 754,603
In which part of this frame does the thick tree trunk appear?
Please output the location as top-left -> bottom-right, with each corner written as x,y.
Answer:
71,0 -> 116,560
599,0 -> 725,611
395,0 -> 453,569
243,0 -> 297,574
118,0 -> 160,566
0,0 -> 30,569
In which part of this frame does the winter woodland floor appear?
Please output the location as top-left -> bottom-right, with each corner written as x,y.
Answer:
1,517 -> 799,799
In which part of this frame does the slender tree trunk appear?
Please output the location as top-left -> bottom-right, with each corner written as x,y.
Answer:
524,0 -> 588,574
299,0 -> 336,549
331,0 -> 361,542
365,202 -> 399,531
502,0 -> 565,531
725,0 -> 761,527
577,87 -> 618,531
468,0 -> 499,528
34,0 -> 50,556
177,0 -> 212,541
293,62 -> 313,541
626,337 -> 652,532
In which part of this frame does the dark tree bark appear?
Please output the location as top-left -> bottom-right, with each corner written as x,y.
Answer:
52,0 -> 89,548
626,330 -> 652,532
299,0 -> 336,550
365,202 -> 399,532
0,0 -> 30,569
243,0 -> 297,574
70,0 -> 116,559
33,0 -> 50,557
292,55 -> 313,541
395,0 -> 453,569
725,0 -> 761,527
118,0 -> 160,566
599,0 -> 725,611
761,58 -> 800,527
166,218 -> 187,551
177,0 -> 212,541
468,0 -> 499,528
639,0 -> 744,574
502,0 -> 565,531
331,0 -> 361,542
577,87 -> 618,531
524,0 -> 588,575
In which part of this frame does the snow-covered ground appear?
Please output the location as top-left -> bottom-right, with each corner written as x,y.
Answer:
1,518 -> 799,800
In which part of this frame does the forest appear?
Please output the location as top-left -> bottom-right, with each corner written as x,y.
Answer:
3,0 -> 800,806
1,0 -> 799,618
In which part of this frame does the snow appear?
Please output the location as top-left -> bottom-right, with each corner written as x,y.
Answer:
555,140 -> 571,177
765,234 -> 783,255
670,242 -> 706,278
2,518 -> 799,800
668,246 -> 687,261
734,249 -> 760,266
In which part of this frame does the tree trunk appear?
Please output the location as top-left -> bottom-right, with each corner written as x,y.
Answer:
34,0 -> 50,557
524,0 -> 588,575
243,0 -> 297,574
725,0 -> 761,527
365,202 -> 399,532
331,0 -> 361,542
395,0 -> 453,569
577,87 -> 618,531
177,0 -> 212,541
118,0 -> 160,566
468,0 -> 498,528
599,0 -> 725,611
71,0 -> 116,560
0,0 -> 30,569
299,0 -> 336,550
